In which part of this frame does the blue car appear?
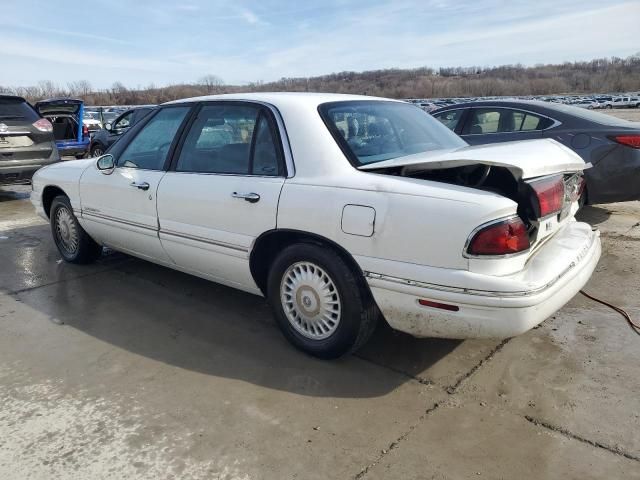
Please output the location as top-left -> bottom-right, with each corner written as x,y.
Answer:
35,98 -> 90,158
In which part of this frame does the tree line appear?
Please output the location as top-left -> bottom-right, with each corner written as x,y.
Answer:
2,55 -> 639,106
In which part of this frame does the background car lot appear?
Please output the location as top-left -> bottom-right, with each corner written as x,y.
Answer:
0,109 -> 638,479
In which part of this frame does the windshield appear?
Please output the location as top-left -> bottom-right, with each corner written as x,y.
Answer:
319,101 -> 467,166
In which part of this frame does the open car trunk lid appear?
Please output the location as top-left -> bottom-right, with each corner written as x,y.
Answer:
34,98 -> 86,145
358,138 -> 586,179
34,98 -> 83,117
360,138 -> 588,255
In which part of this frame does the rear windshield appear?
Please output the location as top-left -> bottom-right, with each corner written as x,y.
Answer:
0,98 -> 40,122
319,101 -> 467,166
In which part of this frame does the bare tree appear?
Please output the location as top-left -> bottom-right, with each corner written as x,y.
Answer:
198,74 -> 223,94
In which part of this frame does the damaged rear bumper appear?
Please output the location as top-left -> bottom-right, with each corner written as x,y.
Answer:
363,221 -> 601,339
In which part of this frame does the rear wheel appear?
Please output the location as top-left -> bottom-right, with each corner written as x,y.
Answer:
267,243 -> 378,359
50,196 -> 102,264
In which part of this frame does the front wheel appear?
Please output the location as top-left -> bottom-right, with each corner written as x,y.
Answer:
50,196 -> 102,264
267,243 -> 378,359
90,144 -> 105,157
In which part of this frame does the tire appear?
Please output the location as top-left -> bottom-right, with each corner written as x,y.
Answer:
606,105 -> 612,109
50,195 -> 102,264
267,243 -> 378,359
90,144 -> 106,157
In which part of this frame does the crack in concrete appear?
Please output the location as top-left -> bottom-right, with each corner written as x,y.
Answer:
446,338 -> 511,394
354,401 -> 443,480
354,339 -> 512,478
524,415 -> 640,463
599,233 -> 640,242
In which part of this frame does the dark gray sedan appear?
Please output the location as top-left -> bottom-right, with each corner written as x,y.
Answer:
89,106 -> 155,157
432,100 -> 640,204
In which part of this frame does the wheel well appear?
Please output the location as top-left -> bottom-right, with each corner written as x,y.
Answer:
250,229 -> 368,296
42,186 -> 68,218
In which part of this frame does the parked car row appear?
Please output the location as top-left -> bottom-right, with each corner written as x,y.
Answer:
0,96 -> 157,185
411,92 -> 640,112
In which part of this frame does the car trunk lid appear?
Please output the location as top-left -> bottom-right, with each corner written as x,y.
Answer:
357,138 -> 586,180
34,99 -> 85,143
0,97 -> 54,161
359,138 -> 587,253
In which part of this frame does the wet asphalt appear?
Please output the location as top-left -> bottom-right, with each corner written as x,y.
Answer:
0,184 -> 639,479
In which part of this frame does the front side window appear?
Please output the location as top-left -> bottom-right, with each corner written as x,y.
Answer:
319,101 -> 467,166
176,104 -> 281,175
433,109 -> 464,131
117,106 -> 189,170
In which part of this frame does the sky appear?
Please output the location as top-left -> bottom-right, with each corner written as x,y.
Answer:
1,0 -> 639,89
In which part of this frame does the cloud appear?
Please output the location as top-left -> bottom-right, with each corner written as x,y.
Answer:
0,0 -> 637,88
239,8 -> 263,25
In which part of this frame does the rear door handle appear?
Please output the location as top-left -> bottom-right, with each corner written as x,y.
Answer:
131,181 -> 150,191
231,192 -> 260,203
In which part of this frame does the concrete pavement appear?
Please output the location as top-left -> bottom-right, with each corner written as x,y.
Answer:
1,185 -> 639,479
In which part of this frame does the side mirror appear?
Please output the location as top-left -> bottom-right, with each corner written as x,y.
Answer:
105,122 -> 112,131
96,154 -> 115,173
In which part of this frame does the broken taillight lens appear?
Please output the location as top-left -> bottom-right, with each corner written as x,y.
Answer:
528,175 -> 564,218
33,118 -> 53,132
467,217 -> 530,256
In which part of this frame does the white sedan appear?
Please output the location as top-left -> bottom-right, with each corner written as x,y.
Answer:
31,93 -> 601,358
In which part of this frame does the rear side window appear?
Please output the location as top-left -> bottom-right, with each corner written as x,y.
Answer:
432,109 -> 464,131
0,98 -> 40,122
117,107 -> 190,170
176,104 -> 282,175
465,108 -> 552,134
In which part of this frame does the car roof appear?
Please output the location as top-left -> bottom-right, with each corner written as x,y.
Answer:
0,95 -> 28,103
163,92 -> 399,107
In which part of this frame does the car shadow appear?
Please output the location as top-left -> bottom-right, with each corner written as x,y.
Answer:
7,225 -> 462,399
576,205 -> 611,226
0,186 -> 30,202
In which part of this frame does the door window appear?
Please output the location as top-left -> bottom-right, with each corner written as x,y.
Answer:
432,109 -> 464,131
117,107 -> 189,170
466,109 -> 501,134
176,104 -> 281,175
465,108 -> 551,134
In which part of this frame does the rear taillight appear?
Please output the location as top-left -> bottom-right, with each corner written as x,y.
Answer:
611,134 -> 640,149
528,175 -> 564,218
82,125 -> 89,137
466,217 -> 530,256
33,118 -> 53,132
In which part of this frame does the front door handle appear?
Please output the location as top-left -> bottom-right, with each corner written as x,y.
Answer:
231,192 -> 260,203
131,181 -> 150,191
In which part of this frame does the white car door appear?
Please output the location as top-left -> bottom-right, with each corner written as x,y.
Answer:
79,106 -> 192,262
156,102 -> 286,293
